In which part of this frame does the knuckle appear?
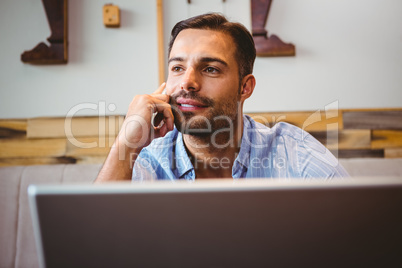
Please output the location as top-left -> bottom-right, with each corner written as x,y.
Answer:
132,94 -> 151,105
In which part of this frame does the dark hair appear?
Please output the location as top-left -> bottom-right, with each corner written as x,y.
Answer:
168,13 -> 256,80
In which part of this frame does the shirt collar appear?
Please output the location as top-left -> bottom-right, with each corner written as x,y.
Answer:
173,115 -> 254,178
233,115 -> 253,170
174,131 -> 194,178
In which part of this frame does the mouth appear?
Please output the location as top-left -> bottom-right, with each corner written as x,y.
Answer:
175,98 -> 208,111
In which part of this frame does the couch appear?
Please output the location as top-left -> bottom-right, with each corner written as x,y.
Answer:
1,158 -> 402,268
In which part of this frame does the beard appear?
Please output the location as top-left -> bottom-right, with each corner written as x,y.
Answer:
170,90 -> 241,137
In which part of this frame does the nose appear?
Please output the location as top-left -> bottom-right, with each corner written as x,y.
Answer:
180,67 -> 199,92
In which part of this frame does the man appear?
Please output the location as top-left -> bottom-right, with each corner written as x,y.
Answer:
96,13 -> 348,182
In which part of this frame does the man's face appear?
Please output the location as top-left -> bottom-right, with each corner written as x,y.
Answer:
166,29 -> 241,135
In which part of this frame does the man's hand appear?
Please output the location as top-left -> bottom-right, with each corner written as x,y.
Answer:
119,82 -> 174,149
95,83 -> 175,182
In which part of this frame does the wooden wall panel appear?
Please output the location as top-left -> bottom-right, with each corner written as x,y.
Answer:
343,110 -> 402,130
312,130 -> 371,150
0,139 -> 67,158
336,149 -> 384,159
0,157 -> 75,167
74,156 -> 107,165
385,148 -> 402,158
0,119 -> 27,138
372,130 -> 402,149
27,116 -> 123,138
65,137 -> 114,157
0,119 -> 27,131
248,110 -> 342,132
0,108 -> 401,166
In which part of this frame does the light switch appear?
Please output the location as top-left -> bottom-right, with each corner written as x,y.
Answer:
103,4 -> 120,27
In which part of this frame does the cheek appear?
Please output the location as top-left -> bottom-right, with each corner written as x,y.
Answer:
216,81 -> 240,99
165,79 -> 176,95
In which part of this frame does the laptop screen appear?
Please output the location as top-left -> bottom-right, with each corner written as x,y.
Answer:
28,178 -> 402,268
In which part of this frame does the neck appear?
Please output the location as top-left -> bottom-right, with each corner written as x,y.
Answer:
183,115 -> 244,179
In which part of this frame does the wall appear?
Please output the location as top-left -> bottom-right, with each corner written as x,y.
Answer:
249,0 -> 402,112
0,0 -> 401,119
0,0 -> 159,119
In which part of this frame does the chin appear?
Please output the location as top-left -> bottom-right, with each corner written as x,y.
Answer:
174,112 -> 239,138
174,114 -> 211,135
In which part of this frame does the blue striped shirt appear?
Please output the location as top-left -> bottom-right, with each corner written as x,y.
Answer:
132,115 -> 349,180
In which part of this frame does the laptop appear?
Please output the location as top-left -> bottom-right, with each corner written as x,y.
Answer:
28,178 -> 402,268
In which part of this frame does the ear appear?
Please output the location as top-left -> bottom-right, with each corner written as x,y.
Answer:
239,74 -> 256,102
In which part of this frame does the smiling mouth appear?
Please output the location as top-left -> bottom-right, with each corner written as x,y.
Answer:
176,102 -> 208,111
171,94 -> 213,112
179,104 -> 206,108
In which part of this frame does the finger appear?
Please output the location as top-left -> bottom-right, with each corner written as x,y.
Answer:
152,101 -> 174,131
155,119 -> 173,138
153,112 -> 164,127
151,100 -> 174,128
154,123 -> 167,138
152,93 -> 170,103
152,82 -> 166,95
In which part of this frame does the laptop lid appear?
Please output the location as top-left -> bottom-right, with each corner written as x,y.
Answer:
28,178 -> 402,268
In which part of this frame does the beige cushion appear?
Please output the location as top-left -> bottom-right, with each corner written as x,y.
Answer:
0,166 -> 24,268
339,158 -> 402,177
1,160 -> 402,267
15,165 -> 65,268
0,164 -> 100,268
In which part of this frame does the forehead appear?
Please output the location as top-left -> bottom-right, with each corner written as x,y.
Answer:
169,29 -> 236,63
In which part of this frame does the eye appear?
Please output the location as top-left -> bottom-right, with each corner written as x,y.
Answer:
171,66 -> 183,72
204,67 -> 219,74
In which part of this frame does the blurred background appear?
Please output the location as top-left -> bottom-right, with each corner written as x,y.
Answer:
0,0 -> 401,165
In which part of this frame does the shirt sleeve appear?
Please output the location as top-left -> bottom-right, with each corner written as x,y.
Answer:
131,154 -> 158,181
296,132 -> 350,179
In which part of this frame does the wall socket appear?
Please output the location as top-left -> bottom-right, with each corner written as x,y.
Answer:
103,4 -> 120,27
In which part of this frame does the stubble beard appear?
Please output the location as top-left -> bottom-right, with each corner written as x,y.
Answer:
170,90 -> 241,137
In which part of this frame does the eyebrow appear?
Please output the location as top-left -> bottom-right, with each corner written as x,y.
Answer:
168,56 -> 228,67
168,57 -> 184,64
